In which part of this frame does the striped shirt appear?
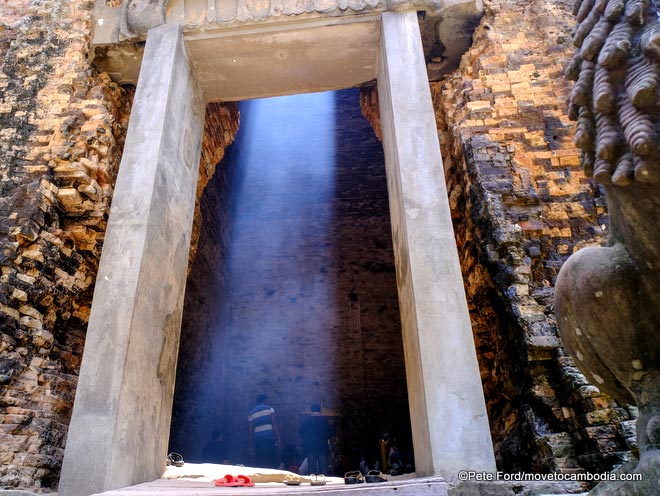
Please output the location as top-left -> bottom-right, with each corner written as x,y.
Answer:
248,404 -> 276,440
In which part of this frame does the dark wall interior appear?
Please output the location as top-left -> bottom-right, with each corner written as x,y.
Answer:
169,88 -> 411,473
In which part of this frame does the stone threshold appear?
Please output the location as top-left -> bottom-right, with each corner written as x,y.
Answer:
86,477 -> 588,496
0,477 -> 589,496
90,476 -> 448,496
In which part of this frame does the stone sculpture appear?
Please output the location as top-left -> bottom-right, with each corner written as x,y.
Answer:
556,0 -> 660,493
119,0 -> 167,39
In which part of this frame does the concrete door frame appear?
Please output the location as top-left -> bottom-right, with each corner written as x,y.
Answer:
59,11 -> 495,496
377,11 -> 495,478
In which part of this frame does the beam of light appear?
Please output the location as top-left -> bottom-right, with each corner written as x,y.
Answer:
172,88 -> 409,468
219,90 -> 339,459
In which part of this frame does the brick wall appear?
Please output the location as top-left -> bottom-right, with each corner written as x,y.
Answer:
0,0 -> 239,488
358,0 -> 637,477
0,0 -> 131,488
431,0 -> 636,474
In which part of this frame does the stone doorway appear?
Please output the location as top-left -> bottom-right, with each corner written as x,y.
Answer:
169,88 -> 412,472
59,9 -> 495,495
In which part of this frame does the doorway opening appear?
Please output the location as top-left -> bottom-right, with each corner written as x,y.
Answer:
169,87 -> 412,475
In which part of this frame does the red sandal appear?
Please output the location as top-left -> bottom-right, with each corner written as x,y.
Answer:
236,474 -> 255,487
214,474 -> 241,487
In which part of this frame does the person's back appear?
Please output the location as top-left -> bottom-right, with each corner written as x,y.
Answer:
299,403 -> 332,474
248,394 -> 280,468
248,402 -> 276,440
300,415 -> 331,455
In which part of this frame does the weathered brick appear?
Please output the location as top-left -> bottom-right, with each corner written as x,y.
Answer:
430,0 -> 630,476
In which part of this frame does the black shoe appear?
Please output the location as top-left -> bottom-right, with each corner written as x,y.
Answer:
366,470 -> 387,483
344,470 -> 365,484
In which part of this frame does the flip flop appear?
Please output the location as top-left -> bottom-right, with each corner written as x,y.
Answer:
236,474 -> 255,487
344,470 -> 365,484
310,474 -> 326,486
283,474 -> 304,485
167,452 -> 184,467
365,470 -> 387,483
214,474 -> 241,487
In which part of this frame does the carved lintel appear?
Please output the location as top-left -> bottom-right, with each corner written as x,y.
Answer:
386,0 -> 443,12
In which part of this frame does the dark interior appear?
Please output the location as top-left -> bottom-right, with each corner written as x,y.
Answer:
169,88 -> 412,475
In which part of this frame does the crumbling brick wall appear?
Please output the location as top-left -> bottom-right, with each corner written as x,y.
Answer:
432,0 -> 637,474
0,0 -> 131,489
0,0 -> 239,489
358,0 -> 637,478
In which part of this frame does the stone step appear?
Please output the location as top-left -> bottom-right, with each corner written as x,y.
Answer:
447,481 -> 587,496
90,477 -> 448,496
82,476 -> 593,496
0,492 -> 41,496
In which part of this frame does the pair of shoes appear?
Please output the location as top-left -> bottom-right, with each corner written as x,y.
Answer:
365,470 -> 387,483
310,474 -> 326,486
214,474 -> 255,487
167,452 -> 184,467
344,470 -> 365,484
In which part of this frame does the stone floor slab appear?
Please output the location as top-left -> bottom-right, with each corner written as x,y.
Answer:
91,477 -> 448,496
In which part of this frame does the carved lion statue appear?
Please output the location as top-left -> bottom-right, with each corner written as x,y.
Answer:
556,0 -> 660,493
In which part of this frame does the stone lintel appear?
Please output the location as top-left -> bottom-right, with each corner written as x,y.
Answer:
91,0 -> 482,92
377,10 -> 496,479
93,0 -> 442,45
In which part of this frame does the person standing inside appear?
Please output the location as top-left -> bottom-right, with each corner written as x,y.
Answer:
248,394 -> 281,468
299,403 -> 332,475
